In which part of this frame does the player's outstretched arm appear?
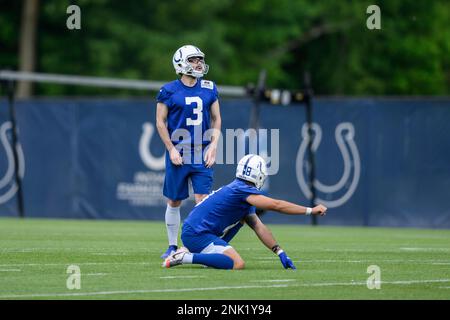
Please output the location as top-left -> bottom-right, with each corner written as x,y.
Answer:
244,214 -> 277,250
246,195 -> 327,216
244,214 -> 296,270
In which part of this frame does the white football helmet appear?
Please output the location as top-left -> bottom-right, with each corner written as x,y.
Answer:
172,45 -> 209,78
236,154 -> 267,190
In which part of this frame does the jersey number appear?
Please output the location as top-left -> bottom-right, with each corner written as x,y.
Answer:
243,166 -> 252,176
186,96 -> 203,126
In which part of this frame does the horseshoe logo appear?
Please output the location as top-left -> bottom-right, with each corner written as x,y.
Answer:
296,122 -> 360,208
139,122 -> 165,171
0,121 -> 25,204
173,49 -> 182,63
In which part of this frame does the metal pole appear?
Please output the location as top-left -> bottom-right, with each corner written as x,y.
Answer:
0,70 -> 247,97
5,80 -> 25,218
249,70 -> 267,216
303,72 -> 317,226
248,69 -> 266,130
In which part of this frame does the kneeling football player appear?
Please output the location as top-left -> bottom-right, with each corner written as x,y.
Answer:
162,154 -> 327,270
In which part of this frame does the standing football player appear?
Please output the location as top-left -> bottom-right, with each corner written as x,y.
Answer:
156,45 -> 222,259
162,154 -> 327,270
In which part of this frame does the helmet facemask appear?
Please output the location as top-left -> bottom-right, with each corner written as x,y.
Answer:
255,169 -> 267,189
184,55 -> 209,78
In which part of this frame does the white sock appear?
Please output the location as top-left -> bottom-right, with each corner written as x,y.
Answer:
165,204 -> 180,246
182,253 -> 193,264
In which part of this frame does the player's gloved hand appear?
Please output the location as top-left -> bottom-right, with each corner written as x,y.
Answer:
278,251 -> 296,270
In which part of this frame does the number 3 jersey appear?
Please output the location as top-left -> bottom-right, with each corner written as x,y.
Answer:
156,78 -> 219,146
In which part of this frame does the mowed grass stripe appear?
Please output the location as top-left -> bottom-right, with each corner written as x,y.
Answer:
1,279 -> 449,299
1,217 -> 449,299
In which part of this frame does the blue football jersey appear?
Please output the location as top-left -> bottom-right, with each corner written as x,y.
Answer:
156,78 -> 219,146
183,179 -> 263,237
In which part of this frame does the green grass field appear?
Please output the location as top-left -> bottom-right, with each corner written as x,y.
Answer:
0,217 -> 449,300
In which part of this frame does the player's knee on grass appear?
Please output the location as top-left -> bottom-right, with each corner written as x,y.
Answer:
223,248 -> 245,270
232,257 -> 245,270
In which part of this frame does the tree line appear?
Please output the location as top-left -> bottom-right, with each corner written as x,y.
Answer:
0,0 -> 448,97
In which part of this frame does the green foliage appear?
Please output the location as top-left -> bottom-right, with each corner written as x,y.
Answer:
0,0 -> 448,95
